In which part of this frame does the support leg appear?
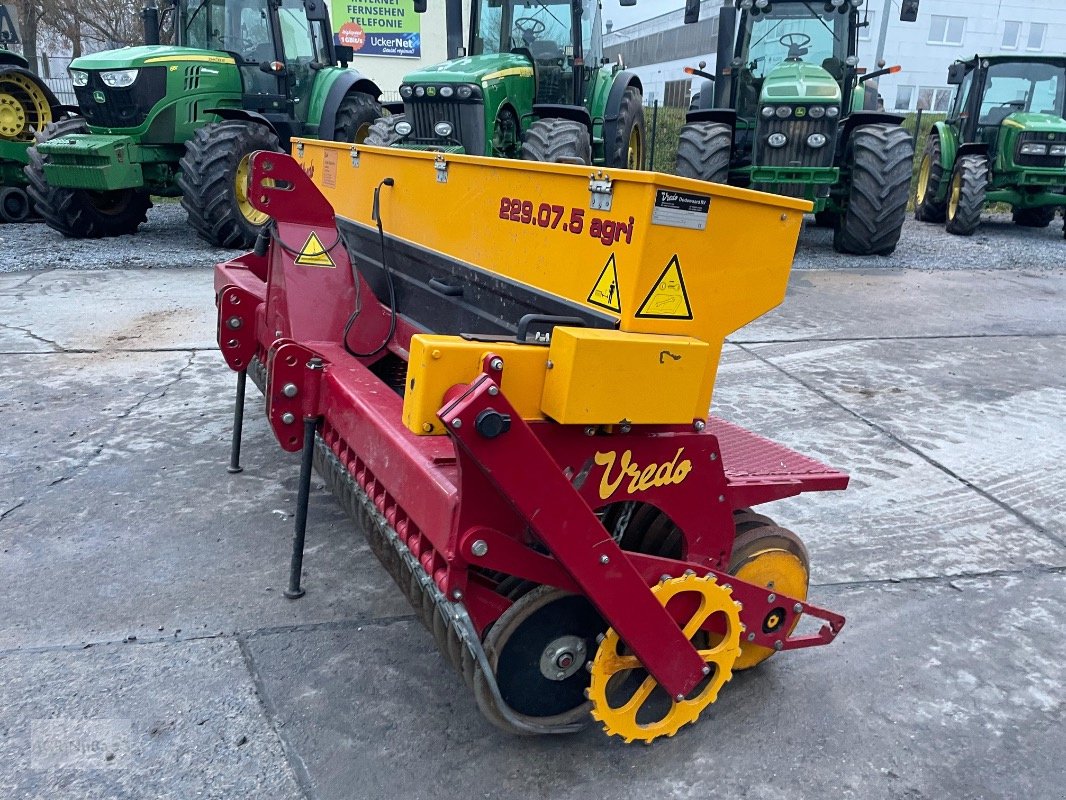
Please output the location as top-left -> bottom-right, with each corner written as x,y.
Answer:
227,370 -> 247,474
285,417 -> 319,599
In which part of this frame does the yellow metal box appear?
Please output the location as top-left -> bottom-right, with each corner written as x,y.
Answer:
404,334 -> 550,435
541,328 -> 710,425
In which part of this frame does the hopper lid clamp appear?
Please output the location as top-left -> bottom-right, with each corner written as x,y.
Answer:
435,153 -> 449,183
589,170 -> 613,211
350,145 -> 360,167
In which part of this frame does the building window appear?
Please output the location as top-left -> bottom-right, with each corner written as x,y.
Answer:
858,11 -> 876,41
1002,20 -> 1021,49
1026,22 -> 1046,51
894,85 -> 914,110
663,79 -> 691,109
917,86 -> 952,112
928,15 -> 965,45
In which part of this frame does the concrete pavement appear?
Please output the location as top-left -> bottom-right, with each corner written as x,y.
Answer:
1,264 -> 1063,799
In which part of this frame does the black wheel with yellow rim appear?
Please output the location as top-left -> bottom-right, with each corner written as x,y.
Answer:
913,133 -> 947,223
944,154 -> 987,237
177,120 -> 282,249
606,85 -> 646,170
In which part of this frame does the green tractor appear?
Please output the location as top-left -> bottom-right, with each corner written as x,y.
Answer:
677,0 -> 918,255
0,45 -> 65,223
26,0 -> 384,247
364,0 -> 646,169
914,55 -> 1066,237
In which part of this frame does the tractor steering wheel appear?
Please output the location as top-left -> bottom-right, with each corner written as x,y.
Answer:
514,17 -> 547,39
779,32 -> 812,59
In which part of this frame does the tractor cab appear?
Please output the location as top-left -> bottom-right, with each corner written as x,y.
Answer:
176,0 -> 344,126
470,0 -> 603,106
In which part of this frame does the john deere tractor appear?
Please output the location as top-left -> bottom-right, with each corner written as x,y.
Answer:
26,0 -> 383,247
0,46 -> 64,222
677,0 -> 918,255
364,0 -> 645,169
914,55 -> 1066,237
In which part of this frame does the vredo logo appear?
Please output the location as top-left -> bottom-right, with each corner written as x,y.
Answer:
593,448 -> 692,501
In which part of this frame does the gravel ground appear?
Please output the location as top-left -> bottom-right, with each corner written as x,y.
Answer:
1,202 -> 1063,274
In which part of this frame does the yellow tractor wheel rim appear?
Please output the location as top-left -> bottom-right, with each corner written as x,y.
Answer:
948,169 -> 962,220
0,72 -> 53,141
731,548 -> 809,670
916,153 -> 931,204
626,125 -> 644,170
235,154 -> 269,226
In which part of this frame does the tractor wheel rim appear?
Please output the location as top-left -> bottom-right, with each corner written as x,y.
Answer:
948,170 -> 962,220
0,73 -> 52,141
235,154 -> 269,226
627,126 -> 643,170
916,154 -> 931,203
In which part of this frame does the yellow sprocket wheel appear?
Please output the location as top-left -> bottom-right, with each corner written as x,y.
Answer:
587,575 -> 742,743
0,70 -> 53,141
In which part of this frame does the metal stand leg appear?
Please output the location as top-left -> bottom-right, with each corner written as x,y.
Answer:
284,417 -> 319,599
227,370 -> 247,474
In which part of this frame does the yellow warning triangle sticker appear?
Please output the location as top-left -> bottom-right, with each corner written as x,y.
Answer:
294,231 -> 336,268
587,253 -> 621,313
635,255 -> 692,320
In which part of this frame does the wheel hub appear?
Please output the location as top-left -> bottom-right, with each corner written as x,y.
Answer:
539,635 -> 587,681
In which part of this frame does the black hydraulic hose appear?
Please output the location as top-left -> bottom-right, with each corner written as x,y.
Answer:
343,177 -> 397,359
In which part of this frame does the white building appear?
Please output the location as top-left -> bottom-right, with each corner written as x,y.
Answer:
604,0 -> 1066,112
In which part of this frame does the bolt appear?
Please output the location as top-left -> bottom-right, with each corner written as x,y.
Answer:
675,694 -> 684,702
710,452 -> 718,461
546,360 -> 554,369
780,213 -> 788,221
693,419 -> 706,432
584,426 -> 596,436
422,423 -> 433,433
307,357 -> 323,370
281,412 -> 295,425
718,495 -> 725,503
490,357 -> 503,371
451,589 -> 463,600
583,688 -> 591,699
767,593 -> 776,603
227,316 -> 242,329
774,640 -> 783,651
747,632 -> 756,642
683,569 -> 695,576
488,386 -> 499,396
275,330 -> 282,339
431,349 -> 442,360
228,294 -> 240,304
596,633 -> 605,644
620,422 -> 632,433
701,665 -> 711,675
556,671 -> 565,679
451,418 -> 462,428
575,642 -> 585,653
227,338 -> 239,348
599,554 -> 610,565
794,603 -> 803,613
660,574 -> 671,584
471,539 -> 488,557
282,383 -> 298,398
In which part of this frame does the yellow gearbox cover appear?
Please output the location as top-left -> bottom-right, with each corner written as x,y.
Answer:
403,334 -> 549,435
541,327 -> 710,425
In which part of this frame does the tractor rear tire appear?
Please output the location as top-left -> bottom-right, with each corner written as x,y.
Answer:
1011,206 -> 1056,228
674,121 -> 731,184
944,155 -> 987,237
913,133 -> 947,223
0,187 -> 32,222
605,85 -> 646,169
833,123 -> 913,256
25,117 -> 152,238
363,114 -> 406,146
177,120 -> 282,249
333,91 -> 382,143
520,118 -> 591,165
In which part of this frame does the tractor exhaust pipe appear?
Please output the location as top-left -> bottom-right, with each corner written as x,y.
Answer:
142,0 -> 160,46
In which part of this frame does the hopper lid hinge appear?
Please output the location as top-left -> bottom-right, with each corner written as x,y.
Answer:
589,171 -> 613,211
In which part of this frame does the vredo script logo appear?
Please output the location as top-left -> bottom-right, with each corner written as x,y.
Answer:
593,448 -> 692,501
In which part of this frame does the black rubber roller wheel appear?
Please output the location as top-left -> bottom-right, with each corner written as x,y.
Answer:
944,154 -> 988,237
177,120 -> 282,249
833,123 -> 914,255
674,121 -> 731,184
25,117 -> 152,238
0,186 -> 32,222
332,92 -> 382,143
520,118 -> 591,165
